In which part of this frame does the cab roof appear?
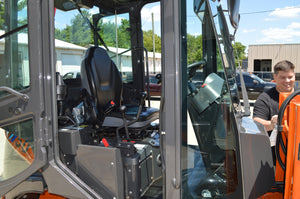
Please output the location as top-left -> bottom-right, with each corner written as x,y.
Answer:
55,0 -> 159,15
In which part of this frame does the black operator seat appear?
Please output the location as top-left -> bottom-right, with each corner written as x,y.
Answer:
81,47 -> 159,130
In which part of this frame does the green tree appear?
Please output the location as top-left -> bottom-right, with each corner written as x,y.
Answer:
143,30 -> 161,53
0,0 -> 27,30
69,10 -> 91,46
55,10 -> 92,46
100,20 -> 116,46
17,0 -> 27,27
117,19 -> 130,48
187,34 -> 203,65
17,0 -> 27,11
233,42 -> 247,67
0,1 -> 4,29
98,18 -> 131,48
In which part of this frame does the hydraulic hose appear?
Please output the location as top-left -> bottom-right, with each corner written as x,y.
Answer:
276,89 -> 300,170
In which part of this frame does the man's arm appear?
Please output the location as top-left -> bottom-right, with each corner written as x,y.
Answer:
253,115 -> 278,132
253,92 -> 278,132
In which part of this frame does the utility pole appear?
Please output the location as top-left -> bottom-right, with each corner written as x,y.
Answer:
152,12 -> 156,73
115,11 -> 119,71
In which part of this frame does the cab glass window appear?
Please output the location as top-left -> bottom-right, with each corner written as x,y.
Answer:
0,119 -> 34,181
182,0 -> 240,197
99,13 -> 132,83
54,8 -> 132,83
210,0 -> 240,106
0,0 -> 29,97
54,8 -> 90,77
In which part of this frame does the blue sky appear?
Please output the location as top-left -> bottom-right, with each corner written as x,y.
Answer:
55,0 -> 300,50
140,0 -> 300,49
237,0 -> 300,47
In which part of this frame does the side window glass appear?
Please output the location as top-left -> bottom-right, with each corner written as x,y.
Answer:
182,0 -> 240,197
0,0 -> 29,97
54,9 -> 90,77
0,0 -> 35,183
0,119 -> 34,181
141,2 -> 161,77
243,76 -> 252,84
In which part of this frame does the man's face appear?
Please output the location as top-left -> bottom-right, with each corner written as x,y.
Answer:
273,70 -> 295,92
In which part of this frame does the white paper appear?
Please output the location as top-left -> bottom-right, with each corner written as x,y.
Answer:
269,125 -> 278,147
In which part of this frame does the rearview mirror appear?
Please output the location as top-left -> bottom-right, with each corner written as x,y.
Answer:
227,0 -> 240,29
194,0 -> 206,23
253,80 -> 259,85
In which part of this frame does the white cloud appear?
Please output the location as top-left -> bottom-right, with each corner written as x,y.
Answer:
269,6 -> 300,18
288,22 -> 300,29
258,22 -> 300,43
242,29 -> 256,33
90,7 -> 99,15
141,5 -> 161,22
264,18 -> 277,22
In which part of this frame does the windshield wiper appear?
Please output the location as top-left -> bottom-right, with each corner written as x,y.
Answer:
0,24 -> 28,40
75,5 -> 109,51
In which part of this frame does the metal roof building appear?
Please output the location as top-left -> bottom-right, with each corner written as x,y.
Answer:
247,44 -> 300,77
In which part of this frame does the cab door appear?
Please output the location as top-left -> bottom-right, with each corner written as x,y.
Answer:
0,0 -> 53,195
162,0 -> 243,198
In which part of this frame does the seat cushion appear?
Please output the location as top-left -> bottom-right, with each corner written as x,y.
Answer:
102,105 -> 159,128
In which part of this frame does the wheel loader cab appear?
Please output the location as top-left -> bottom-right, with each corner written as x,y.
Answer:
0,0 -> 277,198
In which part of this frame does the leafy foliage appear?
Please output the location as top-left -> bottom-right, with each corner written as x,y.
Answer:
143,30 -> 161,53
54,11 -> 247,69
233,42 -> 247,67
0,1 -> 4,29
187,34 -> 203,65
0,0 -> 27,29
55,10 -> 92,46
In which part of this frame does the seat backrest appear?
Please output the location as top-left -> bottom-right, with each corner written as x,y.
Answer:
81,47 -> 123,119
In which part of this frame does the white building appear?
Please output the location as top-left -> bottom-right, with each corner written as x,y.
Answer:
0,32 -> 162,81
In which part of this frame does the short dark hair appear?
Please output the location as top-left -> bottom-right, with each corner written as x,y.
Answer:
274,60 -> 295,74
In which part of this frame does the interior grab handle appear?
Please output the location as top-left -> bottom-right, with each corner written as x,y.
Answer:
0,86 -> 29,102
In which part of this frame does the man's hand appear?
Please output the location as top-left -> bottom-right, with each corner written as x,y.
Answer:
253,114 -> 278,132
270,115 -> 278,130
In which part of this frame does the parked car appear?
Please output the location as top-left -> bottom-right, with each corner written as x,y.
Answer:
236,72 -> 276,100
63,71 -> 81,79
253,72 -> 274,82
145,74 -> 161,96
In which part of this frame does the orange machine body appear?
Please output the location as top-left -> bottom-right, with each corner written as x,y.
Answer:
260,92 -> 300,199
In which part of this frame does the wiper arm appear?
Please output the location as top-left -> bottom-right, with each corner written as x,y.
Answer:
0,24 -> 28,40
76,5 -> 109,51
0,86 -> 29,102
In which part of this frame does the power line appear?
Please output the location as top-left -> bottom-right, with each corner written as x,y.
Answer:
186,5 -> 300,17
240,6 -> 300,15
240,9 -> 278,15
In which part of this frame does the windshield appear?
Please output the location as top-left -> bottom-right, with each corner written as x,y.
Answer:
54,8 -> 133,82
251,74 -> 264,84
